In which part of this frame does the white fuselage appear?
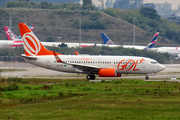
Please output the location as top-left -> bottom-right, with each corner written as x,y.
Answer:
41,42 -> 103,48
104,44 -> 146,50
1,40 -> 104,48
23,55 -> 165,75
150,47 -> 180,58
0,40 -> 14,48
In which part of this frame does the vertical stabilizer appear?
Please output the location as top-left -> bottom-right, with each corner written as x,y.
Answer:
101,33 -> 115,45
4,26 -> 18,41
144,32 -> 159,50
18,23 -> 61,56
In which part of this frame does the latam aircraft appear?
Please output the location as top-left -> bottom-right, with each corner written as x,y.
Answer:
101,33 -> 180,59
101,32 -> 159,50
18,23 -> 165,80
149,46 -> 180,59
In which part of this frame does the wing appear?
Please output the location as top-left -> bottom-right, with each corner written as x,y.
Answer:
52,51 -> 100,72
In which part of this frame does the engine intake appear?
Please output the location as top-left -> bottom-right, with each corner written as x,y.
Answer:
99,68 -> 121,77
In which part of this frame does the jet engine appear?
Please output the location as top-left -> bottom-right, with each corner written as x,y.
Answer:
99,68 -> 121,77
178,54 -> 180,59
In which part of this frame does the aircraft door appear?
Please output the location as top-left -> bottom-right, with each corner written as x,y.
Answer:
47,58 -> 51,68
142,61 -> 146,68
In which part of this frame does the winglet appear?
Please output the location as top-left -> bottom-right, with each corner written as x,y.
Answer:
101,33 -> 115,45
75,51 -> 79,55
52,51 -> 63,63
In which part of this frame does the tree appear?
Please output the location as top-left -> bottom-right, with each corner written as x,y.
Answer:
46,37 -> 55,42
113,0 -> 143,10
106,0 -> 114,8
19,0 -> 29,1
140,7 -> 160,21
58,43 -> 68,48
41,1 -> 48,9
83,0 -> 92,5
98,0 -> 105,10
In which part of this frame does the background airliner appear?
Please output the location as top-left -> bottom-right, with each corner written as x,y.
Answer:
1,25 -> 34,47
101,32 -> 180,59
149,47 -> 180,59
4,25 -> 109,48
101,32 -> 159,50
4,25 -> 34,41
18,23 -> 165,80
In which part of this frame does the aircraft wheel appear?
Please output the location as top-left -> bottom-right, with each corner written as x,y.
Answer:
145,76 -> 149,80
91,74 -> 96,80
86,74 -> 96,80
86,75 -> 91,80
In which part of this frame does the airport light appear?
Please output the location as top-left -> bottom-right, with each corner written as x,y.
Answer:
79,16 -> 81,48
9,14 -> 12,41
133,17 -> 136,46
25,12 -> 26,24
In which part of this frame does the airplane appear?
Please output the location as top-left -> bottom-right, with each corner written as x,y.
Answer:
101,32 -> 159,50
101,33 -> 180,59
18,23 -> 165,80
4,25 -> 34,41
149,46 -> 180,59
2,25 -> 34,47
4,25 -> 107,48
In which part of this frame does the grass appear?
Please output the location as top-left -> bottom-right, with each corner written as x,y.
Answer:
0,78 -> 180,119
0,69 -> 27,72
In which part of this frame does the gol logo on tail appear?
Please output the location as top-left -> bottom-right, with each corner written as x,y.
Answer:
23,32 -> 41,56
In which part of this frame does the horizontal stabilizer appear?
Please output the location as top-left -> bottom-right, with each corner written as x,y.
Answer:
21,54 -> 37,60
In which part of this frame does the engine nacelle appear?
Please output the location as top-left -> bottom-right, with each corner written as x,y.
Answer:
178,54 -> 180,59
99,68 -> 121,77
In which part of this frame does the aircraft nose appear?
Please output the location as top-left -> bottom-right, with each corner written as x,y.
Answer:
158,64 -> 165,71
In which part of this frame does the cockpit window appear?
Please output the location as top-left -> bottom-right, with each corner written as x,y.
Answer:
151,61 -> 158,64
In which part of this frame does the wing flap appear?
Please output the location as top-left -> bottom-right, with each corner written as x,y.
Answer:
53,51 -> 100,72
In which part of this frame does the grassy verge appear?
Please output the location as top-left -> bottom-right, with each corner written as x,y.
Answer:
0,69 -> 27,72
0,78 -> 180,119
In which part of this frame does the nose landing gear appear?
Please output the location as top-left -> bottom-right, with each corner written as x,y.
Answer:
86,74 -> 96,80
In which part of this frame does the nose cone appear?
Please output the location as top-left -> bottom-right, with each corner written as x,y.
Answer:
159,64 -> 165,72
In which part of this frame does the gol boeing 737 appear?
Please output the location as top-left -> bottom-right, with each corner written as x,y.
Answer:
18,23 -> 165,80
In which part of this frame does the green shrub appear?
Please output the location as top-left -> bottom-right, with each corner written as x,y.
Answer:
0,83 -> 19,91
59,92 -> 63,97
46,37 -> 55,42
7,77 -> 23,83
90,12 -> 100,21
25,86 -> 32,90
104,8 -> 116,17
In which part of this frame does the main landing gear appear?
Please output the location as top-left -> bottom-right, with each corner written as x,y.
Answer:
145,76 -> 149,80
86,74 -> 96,80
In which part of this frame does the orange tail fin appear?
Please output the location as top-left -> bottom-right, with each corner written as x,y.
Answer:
75,51 -> 79,55
18,23 -> 62,56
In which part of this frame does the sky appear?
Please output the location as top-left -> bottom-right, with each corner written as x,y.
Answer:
91,0 -> 180,10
